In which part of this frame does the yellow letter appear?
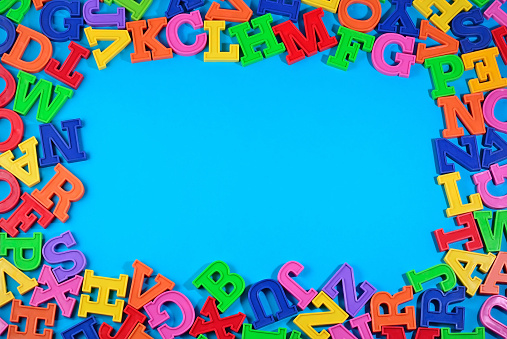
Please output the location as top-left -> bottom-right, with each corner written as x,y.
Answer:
437,171 -> 483,217
444,249 -> 495,296
204,21 -> 239,62
0,136 -> 40,187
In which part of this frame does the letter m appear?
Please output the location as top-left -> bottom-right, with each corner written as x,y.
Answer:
272,7 -> 337,65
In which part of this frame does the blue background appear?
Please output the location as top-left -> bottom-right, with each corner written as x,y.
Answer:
1,0 -> 507,336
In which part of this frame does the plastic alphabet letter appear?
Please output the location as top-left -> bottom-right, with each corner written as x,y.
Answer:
424,55 -> 464,100
480,252 -> 507,294
29,265 -> 83,318
475,210 -> 507,252
293,291 -> 348,339
0,258 -> 37,307
144,291 -> 195,339
0,16 -> 16,55
437,171 -> 483,217
451,9 -> 492,53
380,327 -> 441,339
166,11 -> 207,57
257,0 -> 300,21
0,192 -> 54,237
414,328 -> 440,339
229,14 -> 286,66
328,314 -> 373,339
0,0 -> 30,24
416,20 -> 459,64
337,0 -> 381,33
129,260 -> 174,309
277,261 -> 317,311
193,261 -> 245,313
370,286 -> 416,332
492,26 -> 507,65
434,212 -> 484,251
0,169 -> 20,213
0,232 -> 42,271
440,328 -> 485,339
42,231 -> 86,283
444,248 -> 496,296
380,327 -> 406,339
473,163 -> 507,209
203,21 -> 239,62
482,127 -> 507,169
165,0 -> 204,19
248,279 -> 298,329
377,0 -> 419,37
484,0 -> 507,27
8,300 -> 56,339
480,295 -> 507,337
102,0 -> 152,21
382,327 -> 407,339
242,323 -> 289,339
128,324 -> 154,339
83,0 -> 126,29
271,8 -> 337,65
434,136 -> 480,174
1,25 -> 52,73
84,27 -> 132,70
322,263 -> 376,317
99,305 -> 146,339
406,263 -> 457,293
31,164 -> 84,222
327,26 -> 375,71
461,47 -> 507,93
0,109 -> 23,153
61,317 -> 99,339
205,0 -> 252,22
371,33 -> 416,77
45,42 -> 91,90
39,0 -> 83,42
438,93 -> 485,139
0,317 -> 8,336
189,296 -> 246,339
78,270 -> 129,322
32,0 -> 50,10
126,18 -> 172,62
0,64 -> 16,107
0,136 -> 40,187
412,0 -> 472,32
483,89 -> 507,134
420,286 -> 465,329
38,119 -> 87,167
301,0 -> 338,12
13,71 -> 74,123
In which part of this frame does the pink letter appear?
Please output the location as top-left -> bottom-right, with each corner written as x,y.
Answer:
29,264 -> 83,318
277,261 -> 317,310
166,10 -> 207,56
329,314 -> 374,339
484,0 -> 507,27
144,291 -> 195,339
473,163 -> 507,209
372,33 -> 416,78
483,89 -> 507,133
480,295 -> 507,338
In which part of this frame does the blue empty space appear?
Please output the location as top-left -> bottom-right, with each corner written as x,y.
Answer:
0,0 -> 506,336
